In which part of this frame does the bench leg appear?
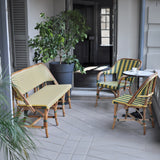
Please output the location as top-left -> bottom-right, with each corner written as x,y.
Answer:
54,103 -> 59,126
62,95 -> 65,117
67,90 -> 71,109
44,109 -> 49,138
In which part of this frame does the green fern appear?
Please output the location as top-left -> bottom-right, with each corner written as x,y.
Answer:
0,73 -> 36,160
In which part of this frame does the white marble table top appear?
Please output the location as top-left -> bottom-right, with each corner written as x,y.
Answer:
123,70 -> 154,77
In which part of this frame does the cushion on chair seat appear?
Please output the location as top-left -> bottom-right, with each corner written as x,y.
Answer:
18,84 -> 71,109
112,94 -> 147,107
97,81 -> 130,90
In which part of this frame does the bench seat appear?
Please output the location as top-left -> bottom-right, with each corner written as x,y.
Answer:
18,85 -> 71,109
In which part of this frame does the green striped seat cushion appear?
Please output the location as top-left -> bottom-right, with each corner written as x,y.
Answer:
97,81 -> 130,90
112,94 -> 147,107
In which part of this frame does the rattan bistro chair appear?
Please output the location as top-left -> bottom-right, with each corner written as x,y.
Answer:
96,58 -> 142,106
112,73 -> 158,135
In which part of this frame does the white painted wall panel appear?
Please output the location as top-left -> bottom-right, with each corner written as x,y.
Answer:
148,6 -> 160,24
117,0 -> 140,60
148,30 -> 160,47
27,0 -> 65,66
147,53 -> 160,69
144,2 -> 160,70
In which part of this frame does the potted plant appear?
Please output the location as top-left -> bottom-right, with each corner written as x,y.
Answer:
0,74 -> 36,160
28,10 -> 90,85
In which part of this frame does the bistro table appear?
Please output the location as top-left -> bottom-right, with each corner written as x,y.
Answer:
122,70 -> 154,118
123,70 -> 154,77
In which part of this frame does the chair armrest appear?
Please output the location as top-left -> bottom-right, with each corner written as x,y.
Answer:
97,69 -> 116,82
117,75 -> 129,85
12,87 -> 35,112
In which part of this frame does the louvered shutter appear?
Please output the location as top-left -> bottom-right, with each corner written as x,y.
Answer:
11,0 -> 29,71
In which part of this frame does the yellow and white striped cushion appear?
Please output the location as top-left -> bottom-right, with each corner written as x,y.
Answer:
112,94 -> 147,107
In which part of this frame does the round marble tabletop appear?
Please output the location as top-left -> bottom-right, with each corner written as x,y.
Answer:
123,70 -> 154,77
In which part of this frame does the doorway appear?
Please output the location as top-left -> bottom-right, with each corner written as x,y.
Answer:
73,0 -> 116,88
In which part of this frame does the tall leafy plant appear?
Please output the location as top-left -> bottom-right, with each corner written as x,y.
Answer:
28,10 -> 90,74
0,73 -> 36,160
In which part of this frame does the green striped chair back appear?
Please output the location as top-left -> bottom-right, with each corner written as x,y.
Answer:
137,73 -> 157,97
108,58 -> 142,80
104,58 -> 141,80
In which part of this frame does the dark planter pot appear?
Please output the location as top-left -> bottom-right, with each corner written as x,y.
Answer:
49,62 -> 74,84
49,62 -> 74,104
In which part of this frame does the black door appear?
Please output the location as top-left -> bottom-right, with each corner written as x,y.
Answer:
73,4 -> 95,65
73,1 -> 113,66
73,0 -> 114,88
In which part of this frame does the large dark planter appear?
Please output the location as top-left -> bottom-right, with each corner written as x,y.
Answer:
49,62 -> 74,104
49,62 -> 74,84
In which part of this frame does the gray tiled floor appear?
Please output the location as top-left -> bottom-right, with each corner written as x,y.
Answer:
30,89 -> 160,160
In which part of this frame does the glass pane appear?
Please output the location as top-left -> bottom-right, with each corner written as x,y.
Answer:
106,15 -> 110,22
101,30 -> 110,37
101,9 -> 106,14
101,15 -> 106,23
106,8 -> 110,14
101,23 -> 106,29
106,23 -> 110,29
101,8 -> 110,14
101,38 -> 110,46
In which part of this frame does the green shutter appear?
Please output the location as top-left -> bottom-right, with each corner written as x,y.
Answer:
10,0 -> 29,71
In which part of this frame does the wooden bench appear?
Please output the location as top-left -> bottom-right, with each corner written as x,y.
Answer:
12,63 -> 72,138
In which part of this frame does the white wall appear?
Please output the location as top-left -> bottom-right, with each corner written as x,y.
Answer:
144,0 -> 160,70
117,0 -> 140,60
27,0 -> 65,66
53,0 -> 65,15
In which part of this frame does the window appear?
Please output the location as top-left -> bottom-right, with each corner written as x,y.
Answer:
100,8 -> 110,46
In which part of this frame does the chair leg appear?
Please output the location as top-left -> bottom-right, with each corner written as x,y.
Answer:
125,108 -> 129,119
148,103 -> 154,128
54,103 -> 59,126
143,108 -> 146,135
112,103 -> 118,129
129,87 -> 132,95
67,90 -> 71,109
112,90 -> 118,98
62,95 -> 65,117
44,109 -> 49,138
95,87 -> 100,107
116,90 -> 120,98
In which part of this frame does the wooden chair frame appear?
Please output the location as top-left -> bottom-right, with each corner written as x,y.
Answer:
112,73 -> 158,135
96,58 -> 142,106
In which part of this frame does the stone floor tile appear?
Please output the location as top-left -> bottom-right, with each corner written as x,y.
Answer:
61,140 -> 79,154
85,156 -> 105,160
74,141 -> 91,155
56,153 -> 72,160
71,154 -> 86,160
80,136 -> 93,142
68,135 -> 82,141
30,149 -> 58,160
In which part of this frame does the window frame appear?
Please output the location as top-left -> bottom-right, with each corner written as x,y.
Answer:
100,7 -> 111,47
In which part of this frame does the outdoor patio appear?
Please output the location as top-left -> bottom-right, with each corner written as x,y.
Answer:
29,89 -> 160,160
